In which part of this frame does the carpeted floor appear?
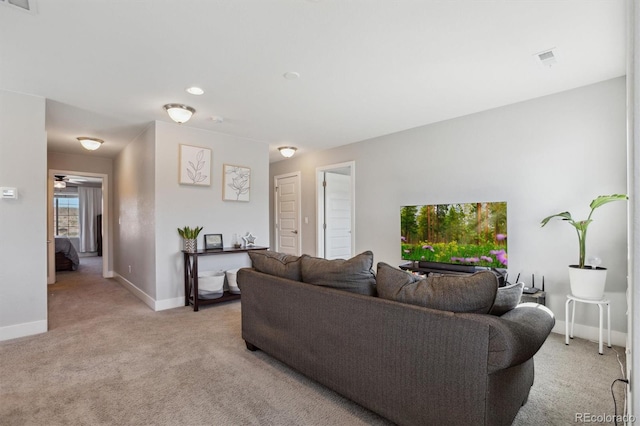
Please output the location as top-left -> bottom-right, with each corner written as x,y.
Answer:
0,257 -> 628,425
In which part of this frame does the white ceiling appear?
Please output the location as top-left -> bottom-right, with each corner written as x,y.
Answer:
0,1 -> 626,163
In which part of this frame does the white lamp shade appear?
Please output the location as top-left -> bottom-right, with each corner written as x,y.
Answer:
278,146 -> 297,158
54,180 -> 66,189
77,137 -> 104,151
164,104 -> 195,124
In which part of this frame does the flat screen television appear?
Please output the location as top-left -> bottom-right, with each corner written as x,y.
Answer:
401,201 -> 507,268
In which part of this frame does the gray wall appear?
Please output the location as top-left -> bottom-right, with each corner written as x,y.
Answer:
0,90 -> 48,340
113,121 -> 270,308
113,123 -> 157,298
270,77 -> 628,338
154,121 -> 270,303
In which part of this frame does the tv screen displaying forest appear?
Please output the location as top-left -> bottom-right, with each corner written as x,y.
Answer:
401,201 -> 507,268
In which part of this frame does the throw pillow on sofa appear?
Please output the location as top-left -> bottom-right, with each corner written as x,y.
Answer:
489,282 -> 524,316
248,250 -> 303,281
300,251 -> 376,296
376,262 -> 498,314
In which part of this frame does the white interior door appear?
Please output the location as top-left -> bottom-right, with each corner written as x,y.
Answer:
317,162 -> 355,259
324,172 -> 352,260
275,173 -> 301,255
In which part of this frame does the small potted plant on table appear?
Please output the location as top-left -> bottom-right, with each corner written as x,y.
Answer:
178,226 -> 203,253
540,194 -> 627,300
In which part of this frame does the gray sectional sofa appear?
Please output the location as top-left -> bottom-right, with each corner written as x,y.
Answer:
238,251 -> 555,426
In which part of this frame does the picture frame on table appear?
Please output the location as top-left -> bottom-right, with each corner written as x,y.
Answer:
204,234 -> 223,250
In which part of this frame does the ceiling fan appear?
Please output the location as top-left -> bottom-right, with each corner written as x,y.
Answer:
54,175 -> 86,189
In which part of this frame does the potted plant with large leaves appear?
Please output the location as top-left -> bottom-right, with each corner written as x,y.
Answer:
178,226 -> 203,253
541,194 -> 627,300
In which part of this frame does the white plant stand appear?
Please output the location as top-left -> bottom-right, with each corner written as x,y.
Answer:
565,294 -> 611,355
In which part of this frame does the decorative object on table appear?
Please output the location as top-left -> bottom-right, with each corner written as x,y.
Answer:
232,233 -> 242,249
540,194 -> 627,300
204,234 -> 223,250
223,164 -> 251,201
242,232 -> 257,247
179,144 -> 211,186
178,226 -> 203,253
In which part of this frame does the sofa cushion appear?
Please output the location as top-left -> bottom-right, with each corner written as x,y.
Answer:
248,250 -> 303,281
489,282 -> 524,316
300,251 -> 376,296
376,262 -> 498,314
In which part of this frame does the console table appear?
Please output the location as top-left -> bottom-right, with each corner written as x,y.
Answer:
183,246 -> 268,311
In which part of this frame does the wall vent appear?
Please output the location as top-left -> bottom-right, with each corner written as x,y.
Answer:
0,0 -> 37,14
534,48 -> 559,67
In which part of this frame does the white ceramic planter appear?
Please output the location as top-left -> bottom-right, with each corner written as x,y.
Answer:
568,265 -> 607,300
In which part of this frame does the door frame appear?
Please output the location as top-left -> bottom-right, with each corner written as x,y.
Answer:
48,169 -> 110,283
316,161 -> 355,259
274,171 -> 302,255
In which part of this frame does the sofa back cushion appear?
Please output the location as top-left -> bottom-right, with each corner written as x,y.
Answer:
376,262 -> 497,314
248,250 -> 303,281
300,251 -> 376,296
489,282 -> 524,316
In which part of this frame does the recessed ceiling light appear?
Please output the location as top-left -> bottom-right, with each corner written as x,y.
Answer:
186,86 -> 204,95
283,71 -> 300,80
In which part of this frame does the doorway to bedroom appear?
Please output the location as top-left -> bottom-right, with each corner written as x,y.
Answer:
48,170 -> 110,285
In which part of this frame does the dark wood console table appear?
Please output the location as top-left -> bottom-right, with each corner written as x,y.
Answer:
183,246 -> 268,311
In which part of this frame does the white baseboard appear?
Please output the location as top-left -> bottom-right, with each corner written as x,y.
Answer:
113,274 -> 184,312
552,320 -> 627,348
0,320 -> 47,342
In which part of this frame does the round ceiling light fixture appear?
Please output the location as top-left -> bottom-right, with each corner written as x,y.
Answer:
186,86 -> 205,95
283,71 -> 300,80
77,137 -> 104,151
278,146 -> 297,158
164,104 -> 196,124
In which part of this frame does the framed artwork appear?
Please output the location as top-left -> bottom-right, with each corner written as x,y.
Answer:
223,164 -> 251,202
204,234 -> 223,250
179,144 -> 212,186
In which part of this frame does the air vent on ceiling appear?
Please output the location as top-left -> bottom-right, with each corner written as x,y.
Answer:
0,0 -> 37,14
534,48 -> 559,68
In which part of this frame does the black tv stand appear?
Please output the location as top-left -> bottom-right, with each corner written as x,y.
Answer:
399,261 -> 507,286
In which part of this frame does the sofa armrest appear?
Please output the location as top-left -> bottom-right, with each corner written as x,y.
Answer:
460,303 -> 555,373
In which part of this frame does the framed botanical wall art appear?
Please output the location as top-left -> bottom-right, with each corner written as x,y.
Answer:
179,144 -> 212,186
223,164 -> 251,202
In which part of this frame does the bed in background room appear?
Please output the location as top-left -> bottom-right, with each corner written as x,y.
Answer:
55,237 -> 80,271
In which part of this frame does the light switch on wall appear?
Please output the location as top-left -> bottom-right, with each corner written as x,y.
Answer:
0,187 -> 18,199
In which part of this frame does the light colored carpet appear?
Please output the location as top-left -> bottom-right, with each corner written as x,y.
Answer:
0,257 -> 627,425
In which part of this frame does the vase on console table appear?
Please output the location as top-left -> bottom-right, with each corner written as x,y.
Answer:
183,238 -> 197,253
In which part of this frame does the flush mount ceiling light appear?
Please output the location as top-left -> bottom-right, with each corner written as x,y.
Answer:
164,103 -> 195,124
77,137 -> 104,151
278,146 -> 297,158
186,86 -> 204,95
283,71 -> 300,80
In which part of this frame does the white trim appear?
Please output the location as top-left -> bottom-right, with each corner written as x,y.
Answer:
274,171 -> 302,255
114,273 -> 184,312
552,321 -> 627,348
155,297 -> 185,311
0,320 -> 47,342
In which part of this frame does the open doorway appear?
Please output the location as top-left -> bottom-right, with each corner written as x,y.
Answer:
316,161 -> 355,260
48,169 -> 110,284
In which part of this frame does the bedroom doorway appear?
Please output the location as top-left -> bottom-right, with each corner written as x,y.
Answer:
47,169 -> 110,284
